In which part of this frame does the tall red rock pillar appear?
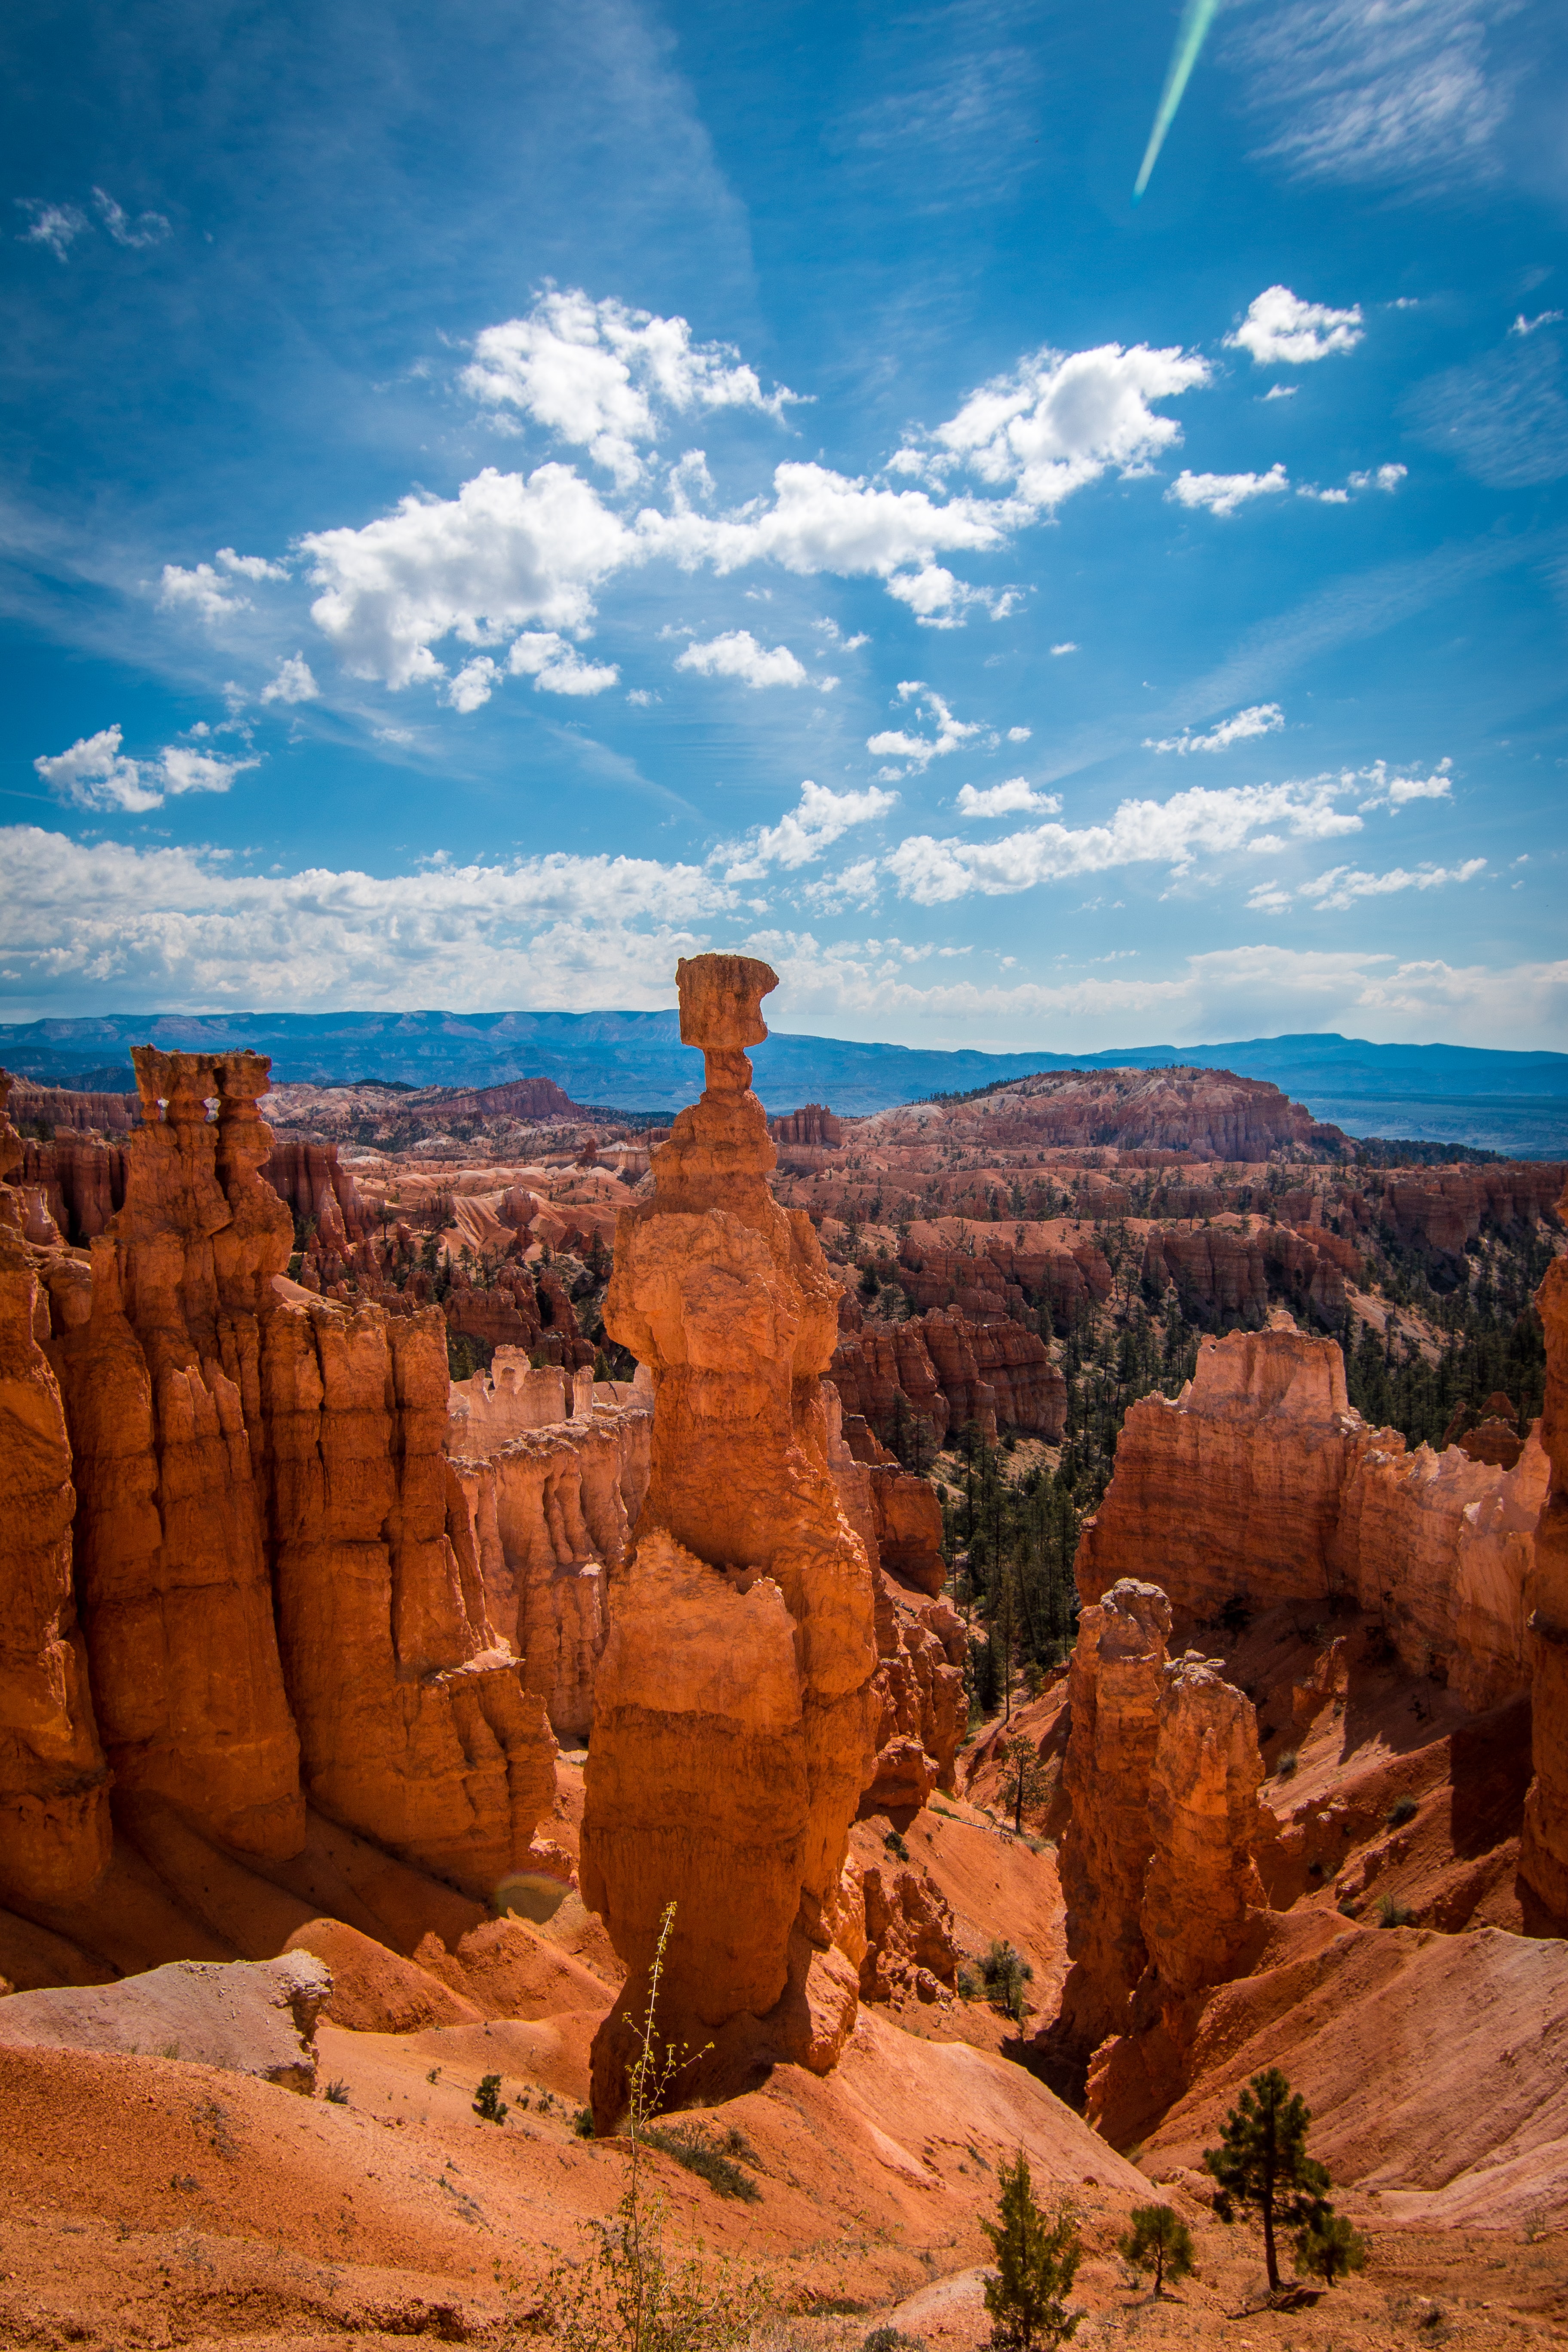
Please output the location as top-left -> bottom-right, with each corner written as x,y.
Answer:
581,955 -> 878,2124
1522,1185 -> 1568,1928
46,1049 -> 305,1859
0,1074 -> 111,1906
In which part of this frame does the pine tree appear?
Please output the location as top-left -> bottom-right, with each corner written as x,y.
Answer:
981,2151 -> 1081,2350
1202,2067 -> 1331,2295
1294,2209 -> 1368,2287
997,1730 -> 1050,1834
1117,2203 -> 1194,2297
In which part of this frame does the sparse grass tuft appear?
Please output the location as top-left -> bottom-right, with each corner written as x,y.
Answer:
643,2124 -> 761,2202
323,2079 -> 350,2105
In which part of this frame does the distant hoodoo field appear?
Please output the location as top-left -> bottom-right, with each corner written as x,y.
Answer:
1,965 -> 1566,2347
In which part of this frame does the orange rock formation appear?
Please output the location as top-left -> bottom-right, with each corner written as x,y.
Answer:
581,955 -> 879,2123
9,1048 -> 557,1910
1522,1182 -> 1568,1928
44,1048 -> 305,1858
1078,1324 -> 1546,1710
1053,1577 -> 1271,2135
0,1077 -> 110,1908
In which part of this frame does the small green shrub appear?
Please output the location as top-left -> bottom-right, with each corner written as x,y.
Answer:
1338,1896 -> 1361,1920
981,1939 -> 1034,2021
1294,2208 -> 1369,2285
323,2079 -> 350,2105
1377,1895 -> 1414,1929
863,2330 -> 925,2352
1117,2202 -> 1194,2297
643,2124 -> 761,2202
982,2150 -> 1081,2349
574,2107 -> 595,2138
957,1963 -> 984,2001
1274,1750 -> 1299,1781
1387,1795 -> 1418,1828
426,2065 -> 441,2084
884,1828 -> 910,1862
473,2073 -> 509,2123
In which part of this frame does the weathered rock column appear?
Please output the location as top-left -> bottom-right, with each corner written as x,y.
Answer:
581,955 -> 878,2123
1522,1196 -> 1568,1929
0,1074 -> 111,1906
45,1049 -> 306,1859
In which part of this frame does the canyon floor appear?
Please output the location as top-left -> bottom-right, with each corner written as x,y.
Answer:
2,1748 -> 1564,2349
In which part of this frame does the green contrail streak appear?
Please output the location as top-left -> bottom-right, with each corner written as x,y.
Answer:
1133,0 -> 1220,202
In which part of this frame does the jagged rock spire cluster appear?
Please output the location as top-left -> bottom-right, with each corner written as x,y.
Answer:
0,1050 -> 556,1917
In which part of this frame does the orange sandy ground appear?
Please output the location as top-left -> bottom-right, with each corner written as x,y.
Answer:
2,1752 -> 1565,2348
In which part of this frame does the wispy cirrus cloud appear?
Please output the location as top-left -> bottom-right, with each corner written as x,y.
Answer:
1228,0 -> 1519,191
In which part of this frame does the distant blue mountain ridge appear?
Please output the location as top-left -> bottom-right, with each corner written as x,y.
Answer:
2,1011 -> 1565,1157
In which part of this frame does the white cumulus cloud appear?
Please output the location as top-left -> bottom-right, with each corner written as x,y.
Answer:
1357,757 -> 1454,811
445,632 -> 620,712
1228,285 -> 1365,365
1299,857 -> 1486,910
956,778 -> 1062,820
461,288 -> 796,487
675,630 -> 809,689
1147,703 -> 1285,754
0,828 -> 732,1011
218,547 -> 289,582
885,775 -> 1363,903
260,653 -> 320,705
933,342 -> 1211,508
34,725 -> 257,813
159,562 -> 252,622
302,465 -> 631,689
1168,464 -> 1290,517
867,682 -> 986,775
722,781 -> 899,879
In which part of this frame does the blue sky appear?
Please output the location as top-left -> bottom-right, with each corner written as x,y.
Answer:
2,0 -> 1565,1050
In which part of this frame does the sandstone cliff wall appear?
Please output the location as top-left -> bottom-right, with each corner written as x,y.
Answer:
1077,1326 -> 1544,1709
261,1138 -> 369,1250
450,1392 -> 652,1744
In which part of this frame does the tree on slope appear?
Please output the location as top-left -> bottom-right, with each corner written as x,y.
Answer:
997,1730 -> 1050,1835
1295,2208 -> 1368,2286
982,2150 -> 1081,2350
1202,2067 -> 1332,2295
1117,2203 -> 1194,2297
